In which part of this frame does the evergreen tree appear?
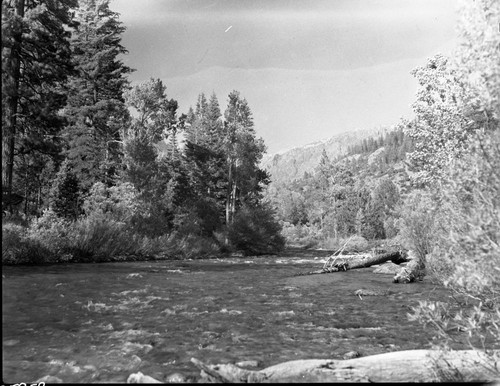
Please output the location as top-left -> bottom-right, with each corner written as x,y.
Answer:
184,92 -> 226,203
63,0 -> 132,191
315,149 -> 331,191
223,90 -> 268,225
2,0 -> 76,207
49,159 -> 80,219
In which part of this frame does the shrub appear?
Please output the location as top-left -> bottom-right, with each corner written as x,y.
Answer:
82,181 -> 141,223
383,216 -> 398,239
395,190 -> 437,260
169,233 -> 221,259
2,220 -> 55,264
281,222 -> 321,248
68,214 -> 136,262
410,130 -> 500,351
228,203 -> 285,256
27,209 -> 74,262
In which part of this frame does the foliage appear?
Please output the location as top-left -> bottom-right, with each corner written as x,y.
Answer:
2,0 -> 77,214
49,160 -> 81,220
402,0 -> 499,187
124,78 -> 178,143
222,91 -> 270,225
2,1 -> 283,264
63,0 -> 132,191
403,0 -> 500,355
67,214 -> 136,262
280,222 -> 321,249
2,221 -> 46,264
82,181 -> 140,223
412,130 -> 500,349
395,190 -> 436,260
228,203 -> 285,256
26,208 -> 74,262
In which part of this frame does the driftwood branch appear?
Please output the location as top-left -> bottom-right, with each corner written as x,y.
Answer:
296,248 -> 409,276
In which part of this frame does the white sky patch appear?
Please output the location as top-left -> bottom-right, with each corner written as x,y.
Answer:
225,25 -> 233,33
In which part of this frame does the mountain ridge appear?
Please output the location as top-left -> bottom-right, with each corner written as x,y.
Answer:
261,127 -> 388,185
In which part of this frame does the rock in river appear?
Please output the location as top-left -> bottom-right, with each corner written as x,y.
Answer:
373,262 -> 402,275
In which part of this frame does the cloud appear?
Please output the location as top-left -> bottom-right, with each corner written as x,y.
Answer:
112,0 -> 457,26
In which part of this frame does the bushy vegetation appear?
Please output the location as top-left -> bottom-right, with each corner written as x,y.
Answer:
405,130 -> 500,351
228,203 -> 285,256
393,0 -> 500,359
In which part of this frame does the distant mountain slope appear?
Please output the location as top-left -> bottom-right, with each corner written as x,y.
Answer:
261,127 -> 385,185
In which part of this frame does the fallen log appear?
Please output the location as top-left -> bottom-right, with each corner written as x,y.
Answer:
127,349 -> 499,383
296,248 -> 409,276
393,250 -> 426,283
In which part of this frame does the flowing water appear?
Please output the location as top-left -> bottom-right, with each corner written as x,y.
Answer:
3,251 -> 461,383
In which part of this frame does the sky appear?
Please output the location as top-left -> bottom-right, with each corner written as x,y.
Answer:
111,0 -> 459,154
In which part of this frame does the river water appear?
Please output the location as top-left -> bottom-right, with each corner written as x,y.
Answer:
3,251 -> 460,383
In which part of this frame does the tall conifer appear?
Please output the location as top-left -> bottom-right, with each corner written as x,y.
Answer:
2,0 -> 76,207
63,0 -> 132,191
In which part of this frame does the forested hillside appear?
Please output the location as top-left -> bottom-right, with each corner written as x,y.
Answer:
264,126 -> 416,248
261,127 -> 381,185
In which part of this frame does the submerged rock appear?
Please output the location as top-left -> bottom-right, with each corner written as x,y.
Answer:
127,372 -> 161,383
373,262 -> 402,275
102,350 -> 142,372
354,289 -> 389,296
343,351 -> 361,360
35,375 -> 63,383
236,360 -> 260,368
165,372 -> 187,383
3,339 -> 20,346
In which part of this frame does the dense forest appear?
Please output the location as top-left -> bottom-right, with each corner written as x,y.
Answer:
265,127 -> 416,248
2,0 -> 284,262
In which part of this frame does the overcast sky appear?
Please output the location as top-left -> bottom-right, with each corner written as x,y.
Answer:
111,0 -> 459,153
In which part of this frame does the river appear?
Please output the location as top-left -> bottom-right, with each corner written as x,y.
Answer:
2,251 -> 458,383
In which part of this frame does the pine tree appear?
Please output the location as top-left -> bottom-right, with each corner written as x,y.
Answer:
316,149 -> 331,192
63,0 -> 132,191
2,0 -> 76,208
223,90 -> 267,225
184,92 -> 227,208
50,159 -> 80,219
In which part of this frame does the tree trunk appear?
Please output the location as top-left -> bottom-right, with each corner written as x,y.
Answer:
225,161 -> 233,226
296,248 -> 408,276
127,350 -> 499,383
